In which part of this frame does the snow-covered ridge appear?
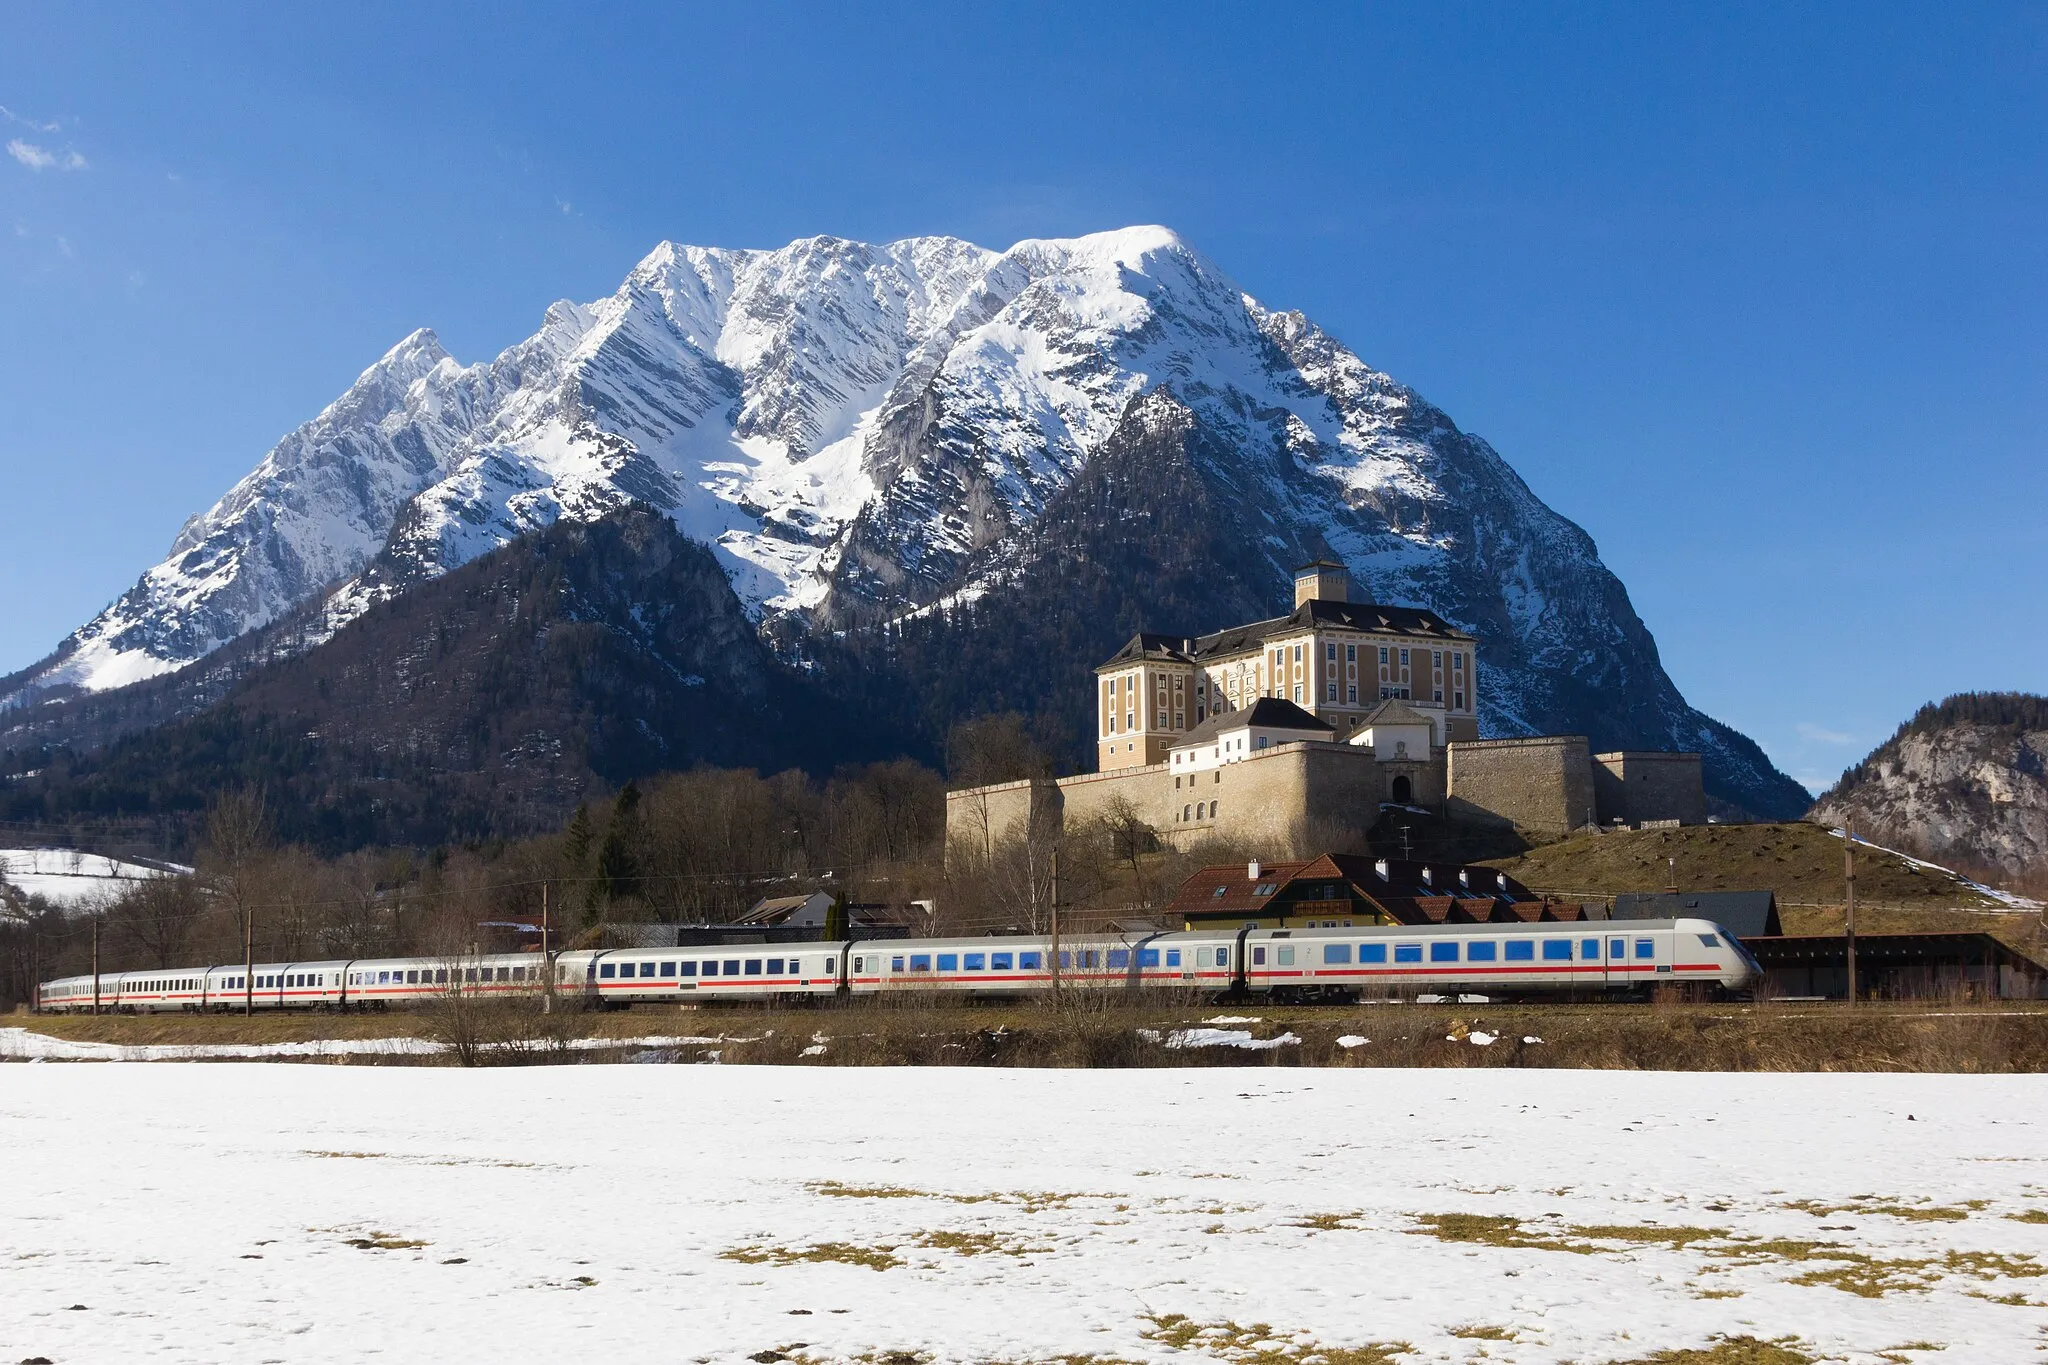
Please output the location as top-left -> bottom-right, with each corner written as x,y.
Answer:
6,226 -> 1798,814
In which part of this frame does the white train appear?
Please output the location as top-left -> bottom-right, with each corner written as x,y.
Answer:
37,918 -> 1760,1012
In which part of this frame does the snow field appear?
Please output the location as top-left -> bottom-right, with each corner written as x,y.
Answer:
5,1067 -> 2047,1364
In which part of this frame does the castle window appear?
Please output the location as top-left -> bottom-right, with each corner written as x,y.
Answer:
1347,684 -> 1357,703
1326,642 -> 1337,660
1292,685 -> 1303,703
1433,650 -> 1442,668
1379,646 -> 1389,664
1455,690 -> 1465,709
1183,805 -> 1192,821
1346,644 -> 1356,662
1399,648 -> 1409,667
1326,682 -> 1336,700
1433,690 -> 1443,702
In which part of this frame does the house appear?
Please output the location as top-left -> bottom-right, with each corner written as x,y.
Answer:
1163,853 -> 1588,931
1742,932 -> 2048,1001
1168,697 -> 1332,775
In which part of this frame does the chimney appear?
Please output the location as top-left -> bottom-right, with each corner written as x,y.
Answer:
1247,860 -> 1261,881
1421,866 -> 1433,886
1293,560 -> 1350,607
1374,858 -> 1389,881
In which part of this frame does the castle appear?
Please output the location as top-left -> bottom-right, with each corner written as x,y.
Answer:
945,563 -> 1708,861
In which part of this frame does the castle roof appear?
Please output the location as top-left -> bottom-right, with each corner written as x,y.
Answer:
1171,697 -> 1333,749
1096,601 -> 1473,673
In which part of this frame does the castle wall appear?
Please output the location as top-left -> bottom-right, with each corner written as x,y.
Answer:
1593,751 -> 1706,826
1446,736 -> 1593,839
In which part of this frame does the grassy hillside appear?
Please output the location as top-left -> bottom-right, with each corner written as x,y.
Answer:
1489,822 -> 2009,910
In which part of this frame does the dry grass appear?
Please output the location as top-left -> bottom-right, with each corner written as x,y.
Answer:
1141,1314 -> 1408,1365
20,997 -> 2048,1072
1781,1197 -> 1984,1222
1488,821 -> 2014,910
1604,1339 -> 1814,1365
722,1242 -> 906,1271
1408,1214 -> 1723,1255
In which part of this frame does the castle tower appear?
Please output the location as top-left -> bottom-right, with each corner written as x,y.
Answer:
1293,559 -> 1350,607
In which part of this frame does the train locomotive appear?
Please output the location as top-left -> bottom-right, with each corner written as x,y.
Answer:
37,917 -> 1760,1012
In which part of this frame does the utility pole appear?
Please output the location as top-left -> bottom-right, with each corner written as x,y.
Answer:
90,912 -> 101,1017
540,883 -> 553,1015
243,909 -> 255,1018
1048,844 -> 1061,1001
1844,822 -> 1858,1005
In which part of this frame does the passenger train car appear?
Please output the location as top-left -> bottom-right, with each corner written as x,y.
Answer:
37,918 -> 1760,1012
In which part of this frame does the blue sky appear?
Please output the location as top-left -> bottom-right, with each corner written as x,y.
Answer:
2,2 -> 2043,792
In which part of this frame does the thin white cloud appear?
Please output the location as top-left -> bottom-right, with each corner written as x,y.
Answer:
1795,721 -> 1857,746
0,104 -> 63,134
8,138 -> 54,169
555,196 -> 574,215
6,138 -> 87,172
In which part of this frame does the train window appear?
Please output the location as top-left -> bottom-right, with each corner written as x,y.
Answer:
1323,944 -> 1351,964
1165,949 -> 1181,967
680,961 -> 698,976
1610,938 -> 1626,959
640,963 -> 658,978
599,964 -> 617,979
1058,951 -> 1073,969
1252,946 -> 1267,966
378,971 -> 391,984
1106,949 -> 1129,969
744,960 -> 764,976
724,960 -> 742,975
1467,941 -> 1497,962
937,954 -> 958,972
406,970 -> 420,984
1635,939 -> 1655,959
1541,940 -> 1572,961
965,953 -> 986,970
1082,950 -> 1101,969
852,957 -> 864,973
1394,944 -> 1422,963
991,953 -> 1012,970
1504,941 -> 1534,961
1275,946 -> 1294,967
909,955 -> 931,972
1697,933 -> 1721,948
1138,949 -> 1159,968
1582,938 -> 1601,958
1018,952 -> 1041,970
661,962 -> 676,976
464,968 -> 478,983
766,960 -> 785,976
437,969 -> 450,984
1214,947 -> 1230,968
1430,942 -> 1459,963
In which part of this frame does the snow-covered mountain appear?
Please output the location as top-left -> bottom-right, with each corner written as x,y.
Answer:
5,226 -> 1808,814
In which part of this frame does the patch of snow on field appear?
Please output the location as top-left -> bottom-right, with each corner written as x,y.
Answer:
0,848 -> 188,907
4,1067 -> 2048,1362
0,1028 -> 722,1062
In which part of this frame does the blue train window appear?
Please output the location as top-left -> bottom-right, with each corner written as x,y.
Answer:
661,962 -> 676,976
1108,949 -> 1130,968
378,971 -> 391,984
1214,947 -> 1230,967
910,955 -> 931,972
1505,940 -> 1535,961
1697,933 -> 1720,948
639,962 -> 655,978
1394,944 -> 1422,963
1359,944 -> 1387,963
937,954 -> 958,972
1541,940 -> 1572,961
1084,950 -> 1102,968
1610,938 -> 1627,958
1059,951 -> 1073,968
1635,939 -> 1655,959
1252,946 -> 1267,966
1139,949 -> 1160,967
745,960 -> 764,976
1430,942 -> 1460,963
991,952 -> 1013,970
1018,951 -> 1041,970
1582,939 -> 1601,958
1165,949 -> 1181,967
892,956 -> 906,972
404,970 -> 418,984
599,964 -> 616,979
1468,941 -> 1498,961
964,953 -> 985,970
1324,944 -> 1351,964
724,960 -> 742,975
766,959 -> 785,975
700,961 -> 717,976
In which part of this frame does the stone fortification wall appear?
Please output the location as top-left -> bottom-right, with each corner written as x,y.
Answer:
1446,736 -> 1593,839
1593,751 -> 1706,826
